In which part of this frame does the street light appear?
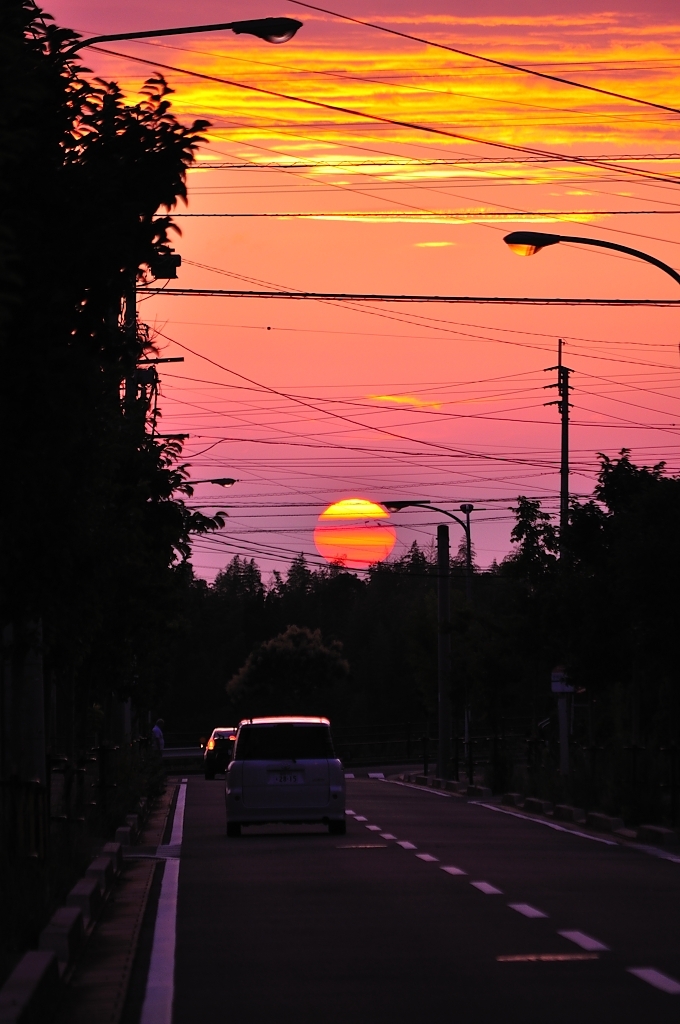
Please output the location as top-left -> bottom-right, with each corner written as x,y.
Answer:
382,500 -> 475,781
189,478 -> 237,487
382,500 -> 474,601
68,17 -> 303,53
503,231 -> 680,287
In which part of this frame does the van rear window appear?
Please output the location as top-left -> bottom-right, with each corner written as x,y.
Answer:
235,724 -> 334,760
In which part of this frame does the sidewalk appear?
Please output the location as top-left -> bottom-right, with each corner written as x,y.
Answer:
53,782 -> 177,1024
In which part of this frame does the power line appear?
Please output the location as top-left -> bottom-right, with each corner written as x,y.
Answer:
90,46 -> 680,188
140,288 -> 680,306
167,209 -> 680,218
288,0 -> 680,117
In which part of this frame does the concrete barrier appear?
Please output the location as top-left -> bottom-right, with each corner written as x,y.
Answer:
66,877 -> 102,924
586,811 -> 624,833
414,775 -> 428,786
0,951 -> 59,1023
501,793 -> 523,807
38,907 -> 84,973
467,785 -> 492,799
101,841 -> 123,874
554,804 -> 586,823
115,825 -> 132,847
445,780 -> 466,794
125,814 -> 139,836
86,855 -> 114,892
524,797 -> 553,815
637,824 -> 679,848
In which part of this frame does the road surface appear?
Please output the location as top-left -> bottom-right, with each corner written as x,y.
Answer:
146,776 -> 680,1022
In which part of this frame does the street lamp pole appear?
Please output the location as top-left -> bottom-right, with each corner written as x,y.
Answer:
504,230 -> 680,556
503,231 -> 680,287
383,500 -> 475,780
67,18 -> 303,53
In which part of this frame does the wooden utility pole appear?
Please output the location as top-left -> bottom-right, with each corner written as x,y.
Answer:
545,339 -> 572,558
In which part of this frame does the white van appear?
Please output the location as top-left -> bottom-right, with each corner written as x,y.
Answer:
225,716 -> 346,836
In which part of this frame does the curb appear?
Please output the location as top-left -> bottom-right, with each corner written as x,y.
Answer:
0,951 -> 60,1024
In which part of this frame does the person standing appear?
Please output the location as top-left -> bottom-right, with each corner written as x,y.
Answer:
152,718 -> 165,752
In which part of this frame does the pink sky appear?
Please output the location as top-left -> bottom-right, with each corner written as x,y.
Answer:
51,0 -> 680,577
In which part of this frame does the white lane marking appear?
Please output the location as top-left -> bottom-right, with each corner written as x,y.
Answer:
416,853 -> 439,862
140,781 -> 186,1024
345,773 -> 355,779
345,809 -> 356,816
169,783 -> 186,848
366,825 -> 382,831
441,865 -> 467,876
469,801 -> 617,846
380,833 -> 397,840
627,968 -> 680,994
397,841 -> 417,850
509,903 -> 548,919
471,881 -> 503,895
368,772 -> 385,779
559,930 -> 609,952
355,815 -> 368,822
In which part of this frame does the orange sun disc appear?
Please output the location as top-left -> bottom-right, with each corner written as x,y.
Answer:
314,498 -> 396,569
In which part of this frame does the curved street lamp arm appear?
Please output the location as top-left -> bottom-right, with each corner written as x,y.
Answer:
426,505 -> 469,536
555,235 -> 680,288
68,18 -> 302,53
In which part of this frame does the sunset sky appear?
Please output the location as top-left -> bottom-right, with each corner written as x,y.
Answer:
52,0 -> 680,578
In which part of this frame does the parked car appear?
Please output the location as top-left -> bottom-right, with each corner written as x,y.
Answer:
204,727 -> 237,779
225,716 -> 346,836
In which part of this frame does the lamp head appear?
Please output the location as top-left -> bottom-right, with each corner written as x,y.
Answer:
381,500 -> 430,512
229,17 -> 302,43
460,503 -> 474,514
504,230 -> 561,257
210,478 -> 236,487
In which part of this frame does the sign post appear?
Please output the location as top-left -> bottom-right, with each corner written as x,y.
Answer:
551,666 -> 574,776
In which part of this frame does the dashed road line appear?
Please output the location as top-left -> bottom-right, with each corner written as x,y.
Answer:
366,825 -> 382,831
354,815 -> 368,822
345,809 -> 356,816
397,840 -> 417,850
471,881 -> 503,895
627,967 -> 680,994
441,865 -> 467,876
380,833 -> 397,840
509,903 -> 548,919
498,953 -> 599,963
559,930 -> 610,952
416,853 -> 439,862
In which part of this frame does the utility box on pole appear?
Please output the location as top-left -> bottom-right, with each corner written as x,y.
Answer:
551,666 -> 573,776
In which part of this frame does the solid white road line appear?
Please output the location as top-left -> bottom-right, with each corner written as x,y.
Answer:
559,930 -> 610,952
355,816 -> 368,822
416,853 -> 439,862
383,779 -> 451,798
509,903 -> 548,919
470,801 -> 617,846
368,772 -> 385,779
380,833 -> 397,840
140,781 -> 186,1024
471,881 -> 503,895
627,967 -> 680,994
441,865 -> 467,876
366,825 -> 382,831
397,840 -> 417,850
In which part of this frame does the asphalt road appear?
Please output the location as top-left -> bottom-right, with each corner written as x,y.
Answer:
173,776 -> 680,1023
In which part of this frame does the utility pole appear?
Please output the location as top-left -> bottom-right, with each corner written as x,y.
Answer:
545,339 -> 572,558
437,524 -> 452,780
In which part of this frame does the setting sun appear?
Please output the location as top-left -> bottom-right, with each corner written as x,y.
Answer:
314,498 -> 396,569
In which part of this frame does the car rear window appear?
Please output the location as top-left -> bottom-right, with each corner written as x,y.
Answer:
235,724 -> 335,760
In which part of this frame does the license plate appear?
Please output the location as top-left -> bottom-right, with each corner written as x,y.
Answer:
268,772 -> 303,784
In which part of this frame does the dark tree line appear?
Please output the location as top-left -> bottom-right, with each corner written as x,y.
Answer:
0,1 -> 222,970
162,452 -> 680,825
